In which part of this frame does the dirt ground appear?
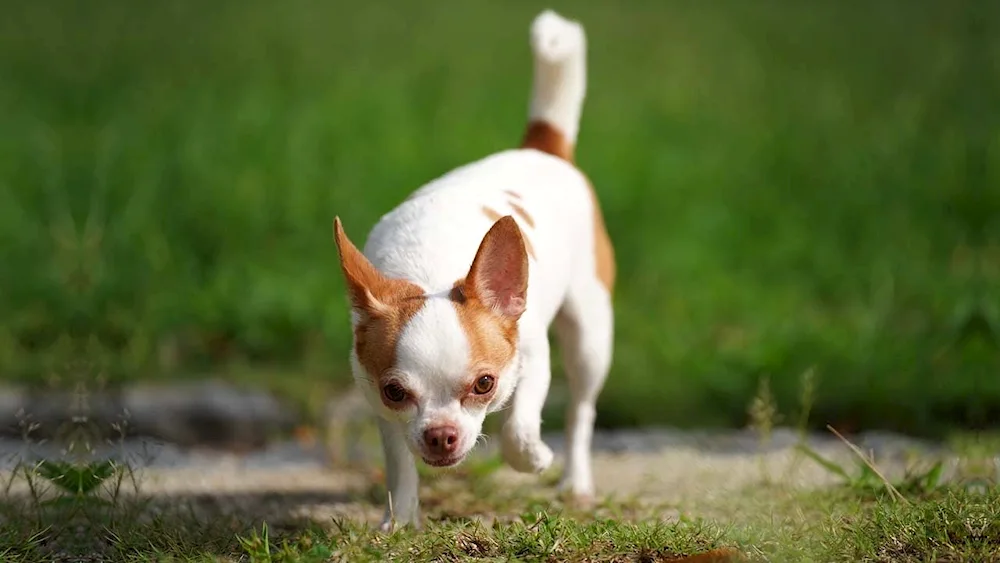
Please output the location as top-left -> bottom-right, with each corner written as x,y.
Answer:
81,424 -> 946,530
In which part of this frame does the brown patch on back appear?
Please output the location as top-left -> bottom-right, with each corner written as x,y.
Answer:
481,205 -> 503,223
482,205 -> 537,261
520,234 -> 537,261
519,120 -> 616,294
508,201 -> 535,228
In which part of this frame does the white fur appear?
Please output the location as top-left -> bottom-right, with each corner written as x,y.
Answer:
349,10 -> 612,531
390,297 -> 520,461
528,9 -> 587,144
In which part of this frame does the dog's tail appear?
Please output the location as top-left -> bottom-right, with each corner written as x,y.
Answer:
521,9 -> 587,162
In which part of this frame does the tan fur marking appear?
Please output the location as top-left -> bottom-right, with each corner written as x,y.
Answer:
333,218 -> 427,384
448,216 -> 529,381
519,120 -> 616,293
522,120 -> 574,161
587,181 -> 616,293
520,234 -> 537,262
351,290 -> 424,385
449,279 -> 519,382
482,206 -> 537,261
509,201 -> 536,229
503,189 -> 523,200
481,205 -> 503,222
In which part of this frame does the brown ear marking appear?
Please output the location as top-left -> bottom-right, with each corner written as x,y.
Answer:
333,217 -> 391,314
450,274 -> 520,382
333,217 -> 426,381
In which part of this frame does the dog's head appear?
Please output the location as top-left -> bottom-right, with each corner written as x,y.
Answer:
333,216 -> 528,468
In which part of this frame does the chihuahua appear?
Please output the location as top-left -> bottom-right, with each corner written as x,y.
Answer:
333,9 -> 614,531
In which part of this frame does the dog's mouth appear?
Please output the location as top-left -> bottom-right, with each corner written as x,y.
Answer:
422,455 -> 464,468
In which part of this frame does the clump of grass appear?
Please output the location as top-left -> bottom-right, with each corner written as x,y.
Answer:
237,513 -> 741,563
747,374 -> 782,485
795,426 -> 947,502
834,487 -> 1000,562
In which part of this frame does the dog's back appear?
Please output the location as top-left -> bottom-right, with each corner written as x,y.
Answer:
362,9 -> 613,326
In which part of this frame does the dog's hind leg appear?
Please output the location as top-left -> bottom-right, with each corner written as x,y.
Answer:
552,277 -> 613,501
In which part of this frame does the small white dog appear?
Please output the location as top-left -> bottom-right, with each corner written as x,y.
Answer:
333,9 -> 614,531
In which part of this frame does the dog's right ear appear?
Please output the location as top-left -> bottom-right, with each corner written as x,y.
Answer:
463,215 -> 529,319
333,217 -> 394,317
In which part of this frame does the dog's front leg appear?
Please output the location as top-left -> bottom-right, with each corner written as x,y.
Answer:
377,417 -> 420,531
501,326 -> 555,474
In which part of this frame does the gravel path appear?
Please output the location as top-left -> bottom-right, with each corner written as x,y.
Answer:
1,424 -> 955,530
0,381 -> 975,531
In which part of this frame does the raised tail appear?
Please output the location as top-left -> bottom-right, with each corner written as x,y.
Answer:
521,9 -> 587,162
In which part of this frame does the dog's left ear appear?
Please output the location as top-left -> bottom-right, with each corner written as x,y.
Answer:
333,217 -> 396,317
463,216 -> 529,319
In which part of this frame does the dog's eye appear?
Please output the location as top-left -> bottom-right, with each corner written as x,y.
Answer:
382,383 -> 408,403
472,375 -> 496,395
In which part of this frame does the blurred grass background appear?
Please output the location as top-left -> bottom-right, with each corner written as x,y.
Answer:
0,0 -> 996,437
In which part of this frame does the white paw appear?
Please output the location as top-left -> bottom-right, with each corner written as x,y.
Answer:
557,475 -> 595,504
501,431 -> 554,474
379,508 -> 421,533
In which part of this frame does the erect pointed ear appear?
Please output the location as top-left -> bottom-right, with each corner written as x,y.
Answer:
333,217 -> 393,316
463,216 -> 529,319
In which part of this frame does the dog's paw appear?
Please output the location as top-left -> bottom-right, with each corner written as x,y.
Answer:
379,515 -> 421,533
501,432 -> 554,474
379,505 -> 422,533
557,476 -> 595,507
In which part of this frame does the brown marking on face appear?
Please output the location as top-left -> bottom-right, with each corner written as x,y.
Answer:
447,217 -> 529,389
449,278 -> 518,383
508,201 -> 535,229
350,289 -> 426,386
482,205 -> 537,261
333,218 -> 427,385
503,189 -> 523,200
518,120 -> 616,293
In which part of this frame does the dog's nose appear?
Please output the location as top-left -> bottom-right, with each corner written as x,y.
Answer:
423,425 -> 459,455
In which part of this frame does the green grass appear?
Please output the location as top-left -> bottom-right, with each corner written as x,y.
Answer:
1,0 -> 998,435
1,442 -> 997,562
